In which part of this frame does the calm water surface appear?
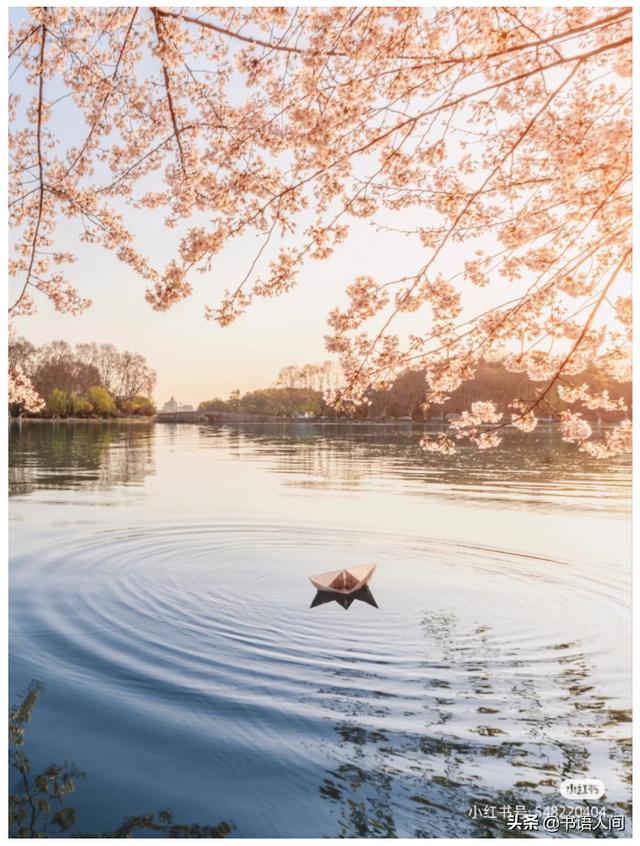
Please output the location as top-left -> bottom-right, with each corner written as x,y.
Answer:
9,421 -> 632,837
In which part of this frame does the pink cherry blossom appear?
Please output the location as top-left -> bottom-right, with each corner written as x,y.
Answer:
8,7 -> 631,456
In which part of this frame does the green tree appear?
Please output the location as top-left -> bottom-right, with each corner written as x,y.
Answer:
131,396 -> 155,416
46,389 -> 69,417
85,386 -> 116,418
227,389 -> 241,412
238,387 -> 322,417
117,395 -> 155,417
68,393 -> 93,418
199,397 -> 229,412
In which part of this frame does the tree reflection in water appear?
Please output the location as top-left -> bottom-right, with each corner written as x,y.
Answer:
317,611 -> 631,837
204,422 -> 631,515
9,421 -> 155,497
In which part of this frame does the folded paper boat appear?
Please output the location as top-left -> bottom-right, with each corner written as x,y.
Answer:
309,564 -> 377,595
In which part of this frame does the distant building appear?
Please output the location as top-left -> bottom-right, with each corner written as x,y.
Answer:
160,397 -> 194,413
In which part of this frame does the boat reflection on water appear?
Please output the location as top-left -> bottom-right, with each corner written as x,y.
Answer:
310,586 -> 378,610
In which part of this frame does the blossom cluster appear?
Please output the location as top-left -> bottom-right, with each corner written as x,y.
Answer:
8,7 -> 632,456
9,365 -> 44,413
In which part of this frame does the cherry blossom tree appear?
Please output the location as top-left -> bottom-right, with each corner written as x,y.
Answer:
8,329 -> 43,413
8,7 -> 631,455
8,365 -> 44,415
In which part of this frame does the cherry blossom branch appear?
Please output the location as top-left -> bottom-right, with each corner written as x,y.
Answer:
151,9 -> 187,174
11,23 -> 47,315
8,8 -> 631,455
64,9 -> 138,178
348,59 -> 584,384
154,8 -> 343,57
483,249 -> 631,434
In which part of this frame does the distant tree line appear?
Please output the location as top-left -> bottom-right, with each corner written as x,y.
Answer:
199,359 -> 630,422
275,361 -> 341,393
199,361 -> 340,418
363,360 -> 631,423
9,338 -> 156,419
200,387 -> 324,418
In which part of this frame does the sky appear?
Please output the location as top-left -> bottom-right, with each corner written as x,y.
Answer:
12,215 -> 432,406
8,6 -> 447,406
8,6 -> 629,408
9,6 -> 475,406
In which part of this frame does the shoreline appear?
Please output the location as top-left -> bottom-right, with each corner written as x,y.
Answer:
11,415 -> 445,426
12,415 -> 612,428
9,416 -> 154,424
154,410 -> 560,427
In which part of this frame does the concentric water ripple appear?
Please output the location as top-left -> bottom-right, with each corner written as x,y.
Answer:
10,422 -> 632,837
10,518 -> 631,837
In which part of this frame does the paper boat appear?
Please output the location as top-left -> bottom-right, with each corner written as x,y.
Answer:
309,564 -> 376,595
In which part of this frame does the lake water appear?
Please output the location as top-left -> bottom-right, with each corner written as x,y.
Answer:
9,421 -> 632,838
